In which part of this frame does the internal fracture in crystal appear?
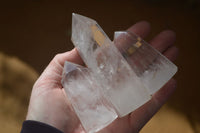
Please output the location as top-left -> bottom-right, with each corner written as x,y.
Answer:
61,13 -> 177,133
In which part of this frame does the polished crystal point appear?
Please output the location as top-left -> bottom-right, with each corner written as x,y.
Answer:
61,61 -> 117,133
62,13 -> 177,133
71,13 -> 151,117
113,31 -> 177,94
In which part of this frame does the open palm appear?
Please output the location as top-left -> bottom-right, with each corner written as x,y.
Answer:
26,21 -> 178,133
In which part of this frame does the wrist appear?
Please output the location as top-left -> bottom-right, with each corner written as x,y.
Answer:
21,120 -> 63,133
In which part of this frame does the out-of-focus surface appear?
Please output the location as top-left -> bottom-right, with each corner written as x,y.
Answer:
0,0 -> 200,132
0,53 -> 38,133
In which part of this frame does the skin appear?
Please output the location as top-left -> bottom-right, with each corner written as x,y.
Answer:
26,21 -> 179,133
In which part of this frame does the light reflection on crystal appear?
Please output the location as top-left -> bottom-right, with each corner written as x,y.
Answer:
113,31 -> 177,94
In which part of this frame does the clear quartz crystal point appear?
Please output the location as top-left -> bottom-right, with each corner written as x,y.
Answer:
62,13 -> 177,133
61,61 -> 117,133
71,13 -> 151,117
113,31 -> 178,94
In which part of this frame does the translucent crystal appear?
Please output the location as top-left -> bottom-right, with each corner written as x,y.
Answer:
71,13 -> 151,117
62,13 -> 177,133
113,31 -> 177,94
61,62 -> 117,133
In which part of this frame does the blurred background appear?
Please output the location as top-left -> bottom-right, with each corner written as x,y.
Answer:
0,0 -> 200,132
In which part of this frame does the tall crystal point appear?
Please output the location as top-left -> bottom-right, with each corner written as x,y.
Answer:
71,13 -> 151,117
62,13 -> 178,133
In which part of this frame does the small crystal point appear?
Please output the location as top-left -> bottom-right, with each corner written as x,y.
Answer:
62,61 -> 117,133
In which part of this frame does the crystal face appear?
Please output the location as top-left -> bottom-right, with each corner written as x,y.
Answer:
113,31 -> 177,94
62,62 -> 117,133
61,13 -> 177,133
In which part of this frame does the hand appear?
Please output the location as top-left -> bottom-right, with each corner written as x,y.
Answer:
26,21 -> 178,133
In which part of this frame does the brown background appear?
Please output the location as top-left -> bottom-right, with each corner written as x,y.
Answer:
0,0 -> 200,132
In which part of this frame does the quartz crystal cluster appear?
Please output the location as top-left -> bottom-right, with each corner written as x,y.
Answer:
61,13 -> 177,133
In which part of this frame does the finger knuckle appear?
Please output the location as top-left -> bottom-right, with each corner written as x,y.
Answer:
54,53 -> 63,60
